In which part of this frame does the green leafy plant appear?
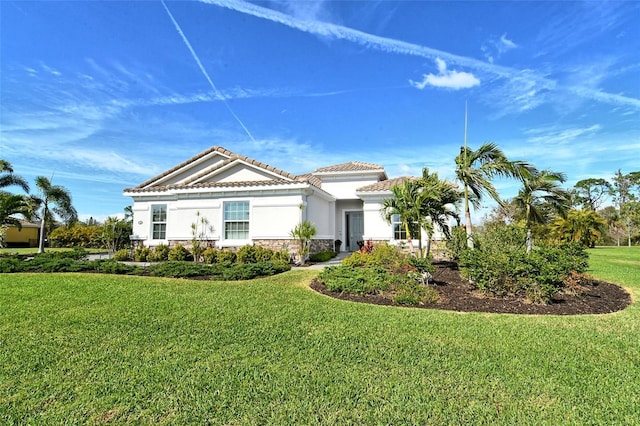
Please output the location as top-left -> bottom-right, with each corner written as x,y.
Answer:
112,249 -> 131,261
309,251 -> 337,262
290,220 -> 316,265
168,245 -> 192,261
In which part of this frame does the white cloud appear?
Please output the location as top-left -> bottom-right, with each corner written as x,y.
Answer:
500,33 -> 518,50
200,0 -> 640,112
410,58 -> 480,90
525,124 -> 602,145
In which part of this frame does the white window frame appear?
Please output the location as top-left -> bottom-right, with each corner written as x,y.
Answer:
151,204 -> 167,241
391,214 -> 407,240
222,200 -> 250,245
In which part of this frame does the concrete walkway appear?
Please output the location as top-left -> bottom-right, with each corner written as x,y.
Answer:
292,251 -> 350,270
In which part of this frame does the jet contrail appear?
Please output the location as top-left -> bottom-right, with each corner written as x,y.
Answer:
160,0 -> 256,141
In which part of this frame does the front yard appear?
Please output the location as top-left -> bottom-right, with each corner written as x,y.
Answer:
1,248 -> 639,424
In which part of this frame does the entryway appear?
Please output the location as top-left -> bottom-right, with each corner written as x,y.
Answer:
345,211 -> 364,251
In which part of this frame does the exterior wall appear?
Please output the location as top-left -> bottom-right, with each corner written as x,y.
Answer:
319,175 -> 381,199
3,225 -> 39,247
129,191 -> 337,250
306,194 -> 334,240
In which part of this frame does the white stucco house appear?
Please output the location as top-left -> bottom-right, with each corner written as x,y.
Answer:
123,146 -> 447,253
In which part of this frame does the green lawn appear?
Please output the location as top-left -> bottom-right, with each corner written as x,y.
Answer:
1,248 -> 639,424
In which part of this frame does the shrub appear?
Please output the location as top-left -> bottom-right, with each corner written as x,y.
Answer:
459,225 -> 590,304
149,261 -> 212,278
150,244 -> 170,262
94,260 -> 141,275
392,277 -> 440,305
445,226 -> 468,260
310,251 -> 337,262
319,266 -> 392,295
216,249 -> 236,264
202,247 -> 218,264
168,245 -> 192,261
134,247 -> 151,262
237,245 -> 258,264
271,250 -> 291,264
113,249 -> 131,261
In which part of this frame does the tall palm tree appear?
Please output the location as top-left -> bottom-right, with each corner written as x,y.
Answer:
417,168 -> 461,256
455,142 -> 534,248
513,169 -> 571,253
0,160 -> 30,192
32,176 -> 77,253
381,178 -> 422,255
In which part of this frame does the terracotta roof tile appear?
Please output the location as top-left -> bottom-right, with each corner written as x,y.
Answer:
124,179 -> 300,193
313,161 -> 384,173
356,176 -> 414,192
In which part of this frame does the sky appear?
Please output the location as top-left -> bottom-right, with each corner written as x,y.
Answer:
1,0 -> 639,222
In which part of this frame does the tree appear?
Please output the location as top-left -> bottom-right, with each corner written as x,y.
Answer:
0,160 -> 30,193
99,216 -> 133,254
620,201 -> 640,246
0,193 -> 35,247
32,176 -> 77,253
513,169 -> 571,253
381,179 -> 422,256
551,209 -> 607,248
455,142 -> 534,248
599,206 -> 625,246
572,178 -> 612,211
611,170 -> 640,247
190,211 -> 213,263
415,168 -> 461,256
290,220 -> 317,265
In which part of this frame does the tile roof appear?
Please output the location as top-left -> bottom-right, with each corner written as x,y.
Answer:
313,161 -> 384,173
356,176 -> 414,192
124,179 -> 302,193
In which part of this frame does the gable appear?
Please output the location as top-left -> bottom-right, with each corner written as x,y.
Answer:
192,160 -> 291,184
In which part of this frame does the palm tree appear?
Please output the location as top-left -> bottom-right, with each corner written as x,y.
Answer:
455,142 -> 534,248
514,169 -> 571,253
551,209 -> 607,248
416,168 -> 461,256
0,160 -> 30,192
0,193 -> 35,247
381,179 -> 422,256
32,176 -> 77,253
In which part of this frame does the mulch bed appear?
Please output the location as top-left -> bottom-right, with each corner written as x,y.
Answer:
310,262 -> 633,315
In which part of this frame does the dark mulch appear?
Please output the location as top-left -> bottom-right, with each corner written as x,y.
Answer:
310,262 -> 633,315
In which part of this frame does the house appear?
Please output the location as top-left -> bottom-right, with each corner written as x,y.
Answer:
123,146 -> 446,253
2,221 -> 39,247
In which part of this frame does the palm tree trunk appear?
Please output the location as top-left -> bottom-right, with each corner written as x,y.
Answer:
464,185 -> 474,249
404,222 -> 415,256
526,228 -> 533,254
38,217 -> 46,254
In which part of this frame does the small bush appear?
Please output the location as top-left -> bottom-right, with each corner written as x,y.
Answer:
271,250 -> 291,264
168,245 -> 192,262
202,247 -> 218,264
237,245 -> 258,264
134,247 -> 151,262
319,266 -> 392,295
310,251 -> 337,262
94,260 -> 141,275
148,261 -> 213,278
150,244 -> 170,262
113,249 -> 131,261
392,277 -> 440,305
217,249 -> 236,264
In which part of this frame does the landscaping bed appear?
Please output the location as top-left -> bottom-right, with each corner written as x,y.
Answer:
311,261 -> 632,315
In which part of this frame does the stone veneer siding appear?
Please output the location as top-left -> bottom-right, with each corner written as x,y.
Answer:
160,238 -> 336,255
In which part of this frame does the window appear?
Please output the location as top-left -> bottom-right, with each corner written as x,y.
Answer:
392,214 -> 406,240
151,204 -> 167,240
224,201 -> 249,240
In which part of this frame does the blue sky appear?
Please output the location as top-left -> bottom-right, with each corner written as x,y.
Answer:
1,0 -> 639,222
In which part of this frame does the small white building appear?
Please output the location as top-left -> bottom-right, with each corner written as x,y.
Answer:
123,146 -> 447,253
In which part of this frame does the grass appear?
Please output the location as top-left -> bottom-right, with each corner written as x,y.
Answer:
1,248 -> 639,424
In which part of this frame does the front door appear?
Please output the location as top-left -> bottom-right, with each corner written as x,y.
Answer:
346,211 -> 364,251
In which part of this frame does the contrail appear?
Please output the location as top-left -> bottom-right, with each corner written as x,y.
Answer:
160,0 -> 256,141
